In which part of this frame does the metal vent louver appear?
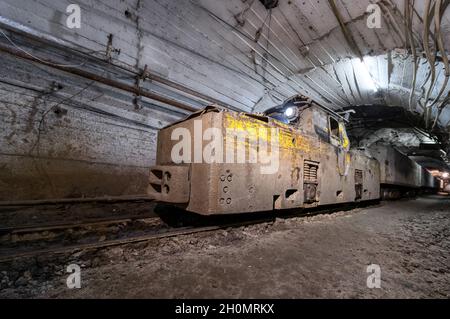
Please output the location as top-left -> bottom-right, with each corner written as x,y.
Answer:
304,161 -> 319,183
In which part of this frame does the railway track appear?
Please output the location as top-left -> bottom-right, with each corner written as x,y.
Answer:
0,214 -> 163,236
0,200 -> 381,263
0,217 -> 271,262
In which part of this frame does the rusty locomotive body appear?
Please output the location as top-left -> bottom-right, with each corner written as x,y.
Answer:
148,97 -> 382,215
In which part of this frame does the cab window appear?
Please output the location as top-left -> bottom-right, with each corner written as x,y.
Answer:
329,117 -> 340,140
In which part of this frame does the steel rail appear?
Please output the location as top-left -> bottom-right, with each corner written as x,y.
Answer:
0,195 -> 152,207
0,215 -> 160,235
0,219 -> 269,262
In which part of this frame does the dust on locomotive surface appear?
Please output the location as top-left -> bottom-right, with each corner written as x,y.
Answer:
147,95 -> 380,215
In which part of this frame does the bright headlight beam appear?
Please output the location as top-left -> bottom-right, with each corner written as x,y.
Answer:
284,107 -> 295,118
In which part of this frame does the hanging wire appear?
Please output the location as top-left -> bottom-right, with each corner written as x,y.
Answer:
0,30 -> 89,68
416,0 -> 450,129
430,0 -> 450,129
405,0 -> 419,112
28,77 -> 99,156
422,0 -> 437,127
0,29 -> 87,68
427,0 -> 449,107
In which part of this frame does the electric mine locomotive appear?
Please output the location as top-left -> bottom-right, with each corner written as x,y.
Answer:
147,95 -> 438,215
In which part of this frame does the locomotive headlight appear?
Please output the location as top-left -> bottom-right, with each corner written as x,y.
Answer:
284,106 -> 296,118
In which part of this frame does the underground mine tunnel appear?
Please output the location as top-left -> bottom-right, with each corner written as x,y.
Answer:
0,0 -> 449,302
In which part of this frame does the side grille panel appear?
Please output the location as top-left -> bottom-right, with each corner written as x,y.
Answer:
304,161 -> 319,183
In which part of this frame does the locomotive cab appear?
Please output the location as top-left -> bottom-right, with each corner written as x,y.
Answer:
264,95 -> 350,151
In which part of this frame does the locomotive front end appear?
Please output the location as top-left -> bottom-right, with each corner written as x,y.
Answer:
147,106 -> 313,215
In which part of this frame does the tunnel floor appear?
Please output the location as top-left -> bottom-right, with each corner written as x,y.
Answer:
1,195 -> 449,298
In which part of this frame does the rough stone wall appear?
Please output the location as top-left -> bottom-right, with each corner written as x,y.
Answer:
0,54 -> 164,200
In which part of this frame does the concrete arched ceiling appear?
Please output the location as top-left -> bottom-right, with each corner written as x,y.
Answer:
195,0 -> 450,123
193,0 -> 450,166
